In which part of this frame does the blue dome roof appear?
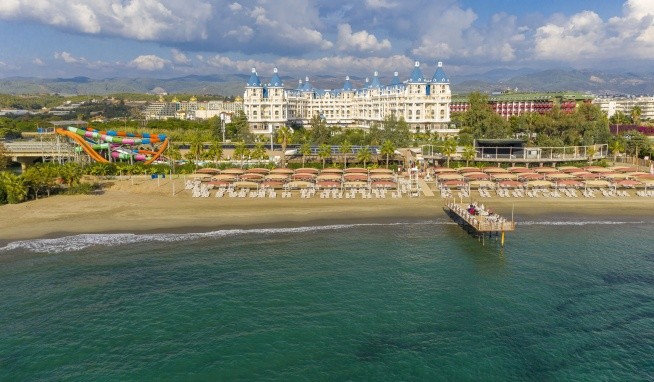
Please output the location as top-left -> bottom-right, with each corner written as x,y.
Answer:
269,67 -> 283,87
409,61 -> 424,83
301,76 -> 312,92
343,76 -> 353,91
431,62 -> 449,83
390,71 -> 402,86
246,68 -> 261,87
369,71 -> 382,89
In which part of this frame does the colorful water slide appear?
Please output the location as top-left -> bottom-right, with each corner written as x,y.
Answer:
56,128 -> 109,162
56,126 -> 169,164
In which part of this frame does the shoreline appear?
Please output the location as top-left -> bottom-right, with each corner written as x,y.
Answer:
1,177 -> 653,244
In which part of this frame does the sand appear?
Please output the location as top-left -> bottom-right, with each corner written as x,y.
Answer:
1,175 -> 653,242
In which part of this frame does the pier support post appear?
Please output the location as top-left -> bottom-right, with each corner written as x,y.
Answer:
501,231 -> 505,247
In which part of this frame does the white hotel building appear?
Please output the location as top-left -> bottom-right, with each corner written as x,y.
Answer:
243,61 -> 455,138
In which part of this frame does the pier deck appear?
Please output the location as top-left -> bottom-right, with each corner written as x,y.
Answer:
444,201 -> 516,246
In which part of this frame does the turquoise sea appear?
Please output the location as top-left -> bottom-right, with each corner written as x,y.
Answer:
1,214 -> 653,381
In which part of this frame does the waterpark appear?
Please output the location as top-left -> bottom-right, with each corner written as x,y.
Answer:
55,125 -> 169,165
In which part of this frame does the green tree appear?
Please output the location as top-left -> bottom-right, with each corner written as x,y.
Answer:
452,92 -> 511,139
317,143 -> 331,168
340,140 -> 352,168
188,134 -> 204,162
356,146 -> 372,168
276,125 -> 293,167
310,114 -> 331,144
59,162 -> 83,187
226,110 -> 254,143
0,140 -> 9,170
380,115 -> 411,147
380,139 -> 396,168
631,105 -> 642,126
251,141 -> 268,161
462,145 -> 476,166
233,141 -> 250,168
442,137 -> 457,167
299,142 -> 311,167
167,143 -> 182,162
23,164 -> 57,199
0,171 -> 28,204
205,139 -> 223,163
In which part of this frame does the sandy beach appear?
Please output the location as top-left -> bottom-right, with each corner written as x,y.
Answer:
1,175 -> 653,243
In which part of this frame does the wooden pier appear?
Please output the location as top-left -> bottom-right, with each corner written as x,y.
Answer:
444,201 -> 516,246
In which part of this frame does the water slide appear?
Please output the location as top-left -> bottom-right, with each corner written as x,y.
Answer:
56,126 -> 169,164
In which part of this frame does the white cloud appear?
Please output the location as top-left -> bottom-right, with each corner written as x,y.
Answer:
365,0 -> 398,9
129,55 -> 169,71
33,58 -> 45,66
0,0 -> 212,41
337,24 -> 391,53
171,49 -> 191,65
54,51 -> 84,64
228,2 -> 242,12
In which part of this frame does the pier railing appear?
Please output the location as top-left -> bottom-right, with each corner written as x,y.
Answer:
446,201 -> 516,232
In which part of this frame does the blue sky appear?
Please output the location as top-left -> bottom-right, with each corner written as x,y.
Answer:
0,0 -> 651,80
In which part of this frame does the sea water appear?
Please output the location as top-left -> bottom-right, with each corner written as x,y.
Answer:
1,216 -> 653,381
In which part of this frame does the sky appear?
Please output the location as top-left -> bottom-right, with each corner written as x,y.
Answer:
0,0 -> 652,80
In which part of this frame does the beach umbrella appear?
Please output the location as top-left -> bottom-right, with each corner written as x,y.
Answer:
369,168 -> 394,174
195,168 -> 221,174
321,168 -> 344,174
438,173 -> 464,180
246,167 -> 270,174
608,166 -> 638,172
636,174 -> 654,180
602,173 -> 630,179
343,167 -> 368,173
211,174 -> 237,181
187,173 -> 212,179
507,166 -> 532,173
526,180 -> 554,188
270,167 -> 294,174
294,167 -> 319,174
574,172 -> 601,179
432,167 -> 457,173
556,179 -> 583,187
456,167 -> 479,173
624,171 -> 648,177
545,173 -> 575,179
206,180 -> 229,187
531,167 -> 559,173
292,173 -> 317,181
265,173 -> 290,181
369,173 -> 395,181
239,173 -> 264,180
585,167 -> 613,173
317,174 -> 342,181
615,179 -> 642,188
557,166 -> 580,172
482,167 -> 509,173
518,173 -> 545,180
490,173 -> 518,180
344,173 -> 369,181
222,168 -> 245,175
584,179 -> 611,187
463,172 -> 490,180
468,180 -> 496,189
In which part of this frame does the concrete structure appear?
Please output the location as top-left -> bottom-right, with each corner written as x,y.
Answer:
242,61 -> 455,138
143,96 -> 243,121
593,96 -> 654,120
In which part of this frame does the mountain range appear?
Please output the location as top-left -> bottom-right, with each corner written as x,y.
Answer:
1,68 -> 652,97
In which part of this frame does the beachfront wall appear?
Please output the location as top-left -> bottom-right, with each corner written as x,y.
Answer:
422,144 -> 609,164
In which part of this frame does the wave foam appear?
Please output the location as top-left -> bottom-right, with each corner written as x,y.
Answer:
0,221 -> 447,254
520,220 -> 645,226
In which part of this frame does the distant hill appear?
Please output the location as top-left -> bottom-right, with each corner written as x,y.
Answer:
1,68 -> 653,96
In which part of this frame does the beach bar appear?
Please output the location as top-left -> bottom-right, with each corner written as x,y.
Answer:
444,201 -> 516,246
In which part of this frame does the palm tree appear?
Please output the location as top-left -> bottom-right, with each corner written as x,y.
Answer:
586,146 -> 597,165
380,139 -> 395,168
276,125 -> 293,167
462,145 -> 476,166
340,140 -> 352,168
442,138 -> 457,168
299,142 -> 311,167
251,141 -> 268,162
631,105 -> 642,126
233,141 -> 249,168
318,144 -> 332,168
189,135 -> 204,162
609,139 -> 625,163
357,146 -> 372,168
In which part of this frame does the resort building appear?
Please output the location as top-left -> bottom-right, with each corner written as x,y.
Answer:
592,96 -> 654,120
450,92 -> 594,120
143,96 -> 243,121
242,61 -> 454,138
